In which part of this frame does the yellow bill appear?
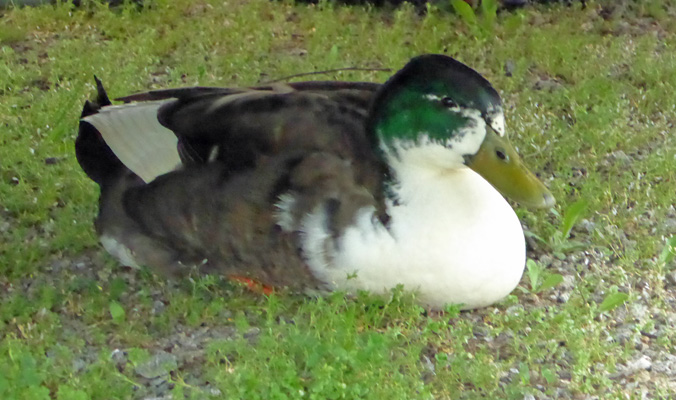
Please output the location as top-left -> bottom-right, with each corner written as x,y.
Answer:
466,129 -> 555,209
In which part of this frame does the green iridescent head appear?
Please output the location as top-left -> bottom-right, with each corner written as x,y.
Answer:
369,54 -> 554,208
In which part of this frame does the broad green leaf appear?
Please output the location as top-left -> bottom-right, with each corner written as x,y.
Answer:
480,0 -> 498,16
524,230 -> 547,245
526,259 -> 541,291
658,236 -> 676,265
25,386 -> 50,400
518,362 -> 531,385
450,0 -> 478,25
19,354 -> 43,387
480,0 -> 498,28
109,301 -> 126,324
329,44 -> 340,61
538,274 -> 564,293
541,367 -> 557,384
599,292 -> 629,312
561,199 -> 588,239
57,386 -> 89,400
127,348 -> 151,365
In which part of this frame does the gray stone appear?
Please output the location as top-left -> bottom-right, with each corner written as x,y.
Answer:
609,150 -> 632,165
630,303 -> 649,322
135,351 -> 178,379
613,355 -> 652,378
152,300 -> 165,315
506,305 -> 524,316
533,79 -> 563,92
421,355 -> 436,376
579,219 -> 596,233
504,60 -> 516,77
560,275 -> 576,290
72,358 -> 87,373
666,271 -> 676,286
651,352 -> 676,376
557,292 -> 571,303
244,327 -> 260,340
110,348 -> 128,368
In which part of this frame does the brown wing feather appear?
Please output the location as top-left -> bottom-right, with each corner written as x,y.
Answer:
140,83 -> 386,211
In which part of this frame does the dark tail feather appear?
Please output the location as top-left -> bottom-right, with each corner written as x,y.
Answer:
75,76 -> 127,185
81,76 -> 111,117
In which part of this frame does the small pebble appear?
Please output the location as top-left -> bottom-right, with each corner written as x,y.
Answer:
558,370 -> 572,380
111,349 -> 128,368
533,78 -> 563,92
244,327 -> 260,340
473,326 -> 489,338
609,150 -> 631,165
557,292 -> 571,303
579,219 -> 596,233
421,355 -> 436,376
72,358 -> 87,373
135,351 -> 178,379
664,219 -> 676,231
152,300 -> 165,315
612,355 -> 652,378
504,60 -> 516,77
666,271 -> 676,287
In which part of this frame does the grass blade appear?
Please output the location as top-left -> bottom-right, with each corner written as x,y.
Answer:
561,199 -> 588,239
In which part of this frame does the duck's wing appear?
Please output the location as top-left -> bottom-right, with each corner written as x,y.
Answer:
149,82 -> 379,169
79,80 -> 382,183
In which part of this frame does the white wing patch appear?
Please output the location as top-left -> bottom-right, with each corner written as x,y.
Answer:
83,100 -> 182,183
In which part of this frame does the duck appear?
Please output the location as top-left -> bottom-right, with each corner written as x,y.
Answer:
75,54 -> 554,310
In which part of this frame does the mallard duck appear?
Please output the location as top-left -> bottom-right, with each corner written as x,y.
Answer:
76,54 -> 554,309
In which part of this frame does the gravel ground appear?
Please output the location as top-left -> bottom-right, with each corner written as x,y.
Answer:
4,226 -> 673,399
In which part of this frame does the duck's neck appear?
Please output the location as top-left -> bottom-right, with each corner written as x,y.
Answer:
384,144 -> 498,231
381,142 -> 471,208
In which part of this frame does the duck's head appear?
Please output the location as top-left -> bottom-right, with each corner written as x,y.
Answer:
369,54 -> 554,209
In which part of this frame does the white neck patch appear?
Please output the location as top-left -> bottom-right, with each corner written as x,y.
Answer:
486,105 -> 505,137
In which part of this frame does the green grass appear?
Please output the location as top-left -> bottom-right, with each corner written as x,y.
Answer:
2,0 -> 676,398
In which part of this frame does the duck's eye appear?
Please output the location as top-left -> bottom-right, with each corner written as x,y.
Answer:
495,149 -> 509,162
441,97 -> 457,108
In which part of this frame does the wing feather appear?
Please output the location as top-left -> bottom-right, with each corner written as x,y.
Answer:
82,101 -> 182,183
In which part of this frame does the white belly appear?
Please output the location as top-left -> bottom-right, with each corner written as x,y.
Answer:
302,167 -> 526,310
